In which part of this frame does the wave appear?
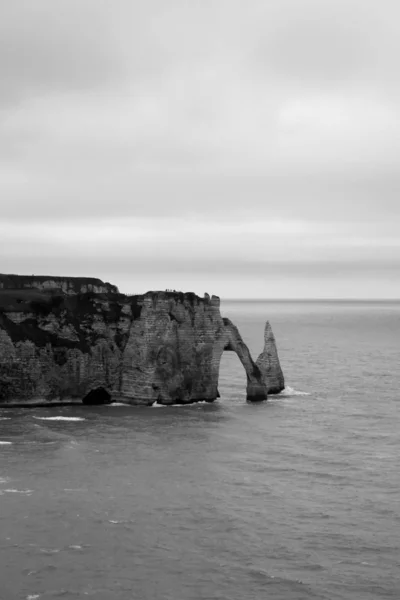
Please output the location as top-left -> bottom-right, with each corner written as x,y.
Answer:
2,489 -> 33,494
108,519 -> 133,524
0,441 -> 12,445
273,386 -> 310,397
109,519 -> 125,524
248,567 -> 307,587
152,400 -> 210,408
0,417 -> 11,420
33,416 -> 85,422
171,401 -> 211,407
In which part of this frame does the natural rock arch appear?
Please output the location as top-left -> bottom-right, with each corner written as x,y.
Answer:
219,318 -> 268,401
216,319 -> 285,401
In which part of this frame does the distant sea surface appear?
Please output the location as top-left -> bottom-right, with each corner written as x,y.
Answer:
1,300 -> 399,600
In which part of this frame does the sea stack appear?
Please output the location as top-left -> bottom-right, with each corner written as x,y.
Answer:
0,275 -> 284,406
255,321 -> 285,394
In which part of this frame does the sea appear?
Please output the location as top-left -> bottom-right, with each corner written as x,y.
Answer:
0,300 -> 399,600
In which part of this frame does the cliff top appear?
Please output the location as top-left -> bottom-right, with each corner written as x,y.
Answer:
0,273 -> 117,290
0,274 -> 113,284
0,274 -> 219,314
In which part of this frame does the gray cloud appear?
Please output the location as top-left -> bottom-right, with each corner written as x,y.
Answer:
255,1 -> 386,82
0,1 -> 125,104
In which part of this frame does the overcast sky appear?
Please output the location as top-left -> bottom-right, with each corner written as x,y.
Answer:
1,0 -> 399,298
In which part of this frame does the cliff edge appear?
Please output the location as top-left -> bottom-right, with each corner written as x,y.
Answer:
0,276 -> 284,405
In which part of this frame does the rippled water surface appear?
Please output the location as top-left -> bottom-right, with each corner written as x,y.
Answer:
1,300 -> 399,599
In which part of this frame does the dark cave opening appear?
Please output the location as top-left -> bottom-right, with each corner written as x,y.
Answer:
82,387 -> 111,405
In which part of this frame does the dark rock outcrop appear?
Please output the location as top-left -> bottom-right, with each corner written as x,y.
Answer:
82,387 -> 112,405
0,276 -> 284,406
0,274 -> 118,296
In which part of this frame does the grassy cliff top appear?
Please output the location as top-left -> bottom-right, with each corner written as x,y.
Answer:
0,274 -> 216,313
0,273 -> 118,294
0,273 -> 112,285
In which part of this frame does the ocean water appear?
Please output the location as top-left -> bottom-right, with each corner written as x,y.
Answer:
0,300 -> 399,600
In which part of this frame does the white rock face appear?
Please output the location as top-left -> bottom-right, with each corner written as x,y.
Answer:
256,321 -> 285,394
0,286 -> 284,405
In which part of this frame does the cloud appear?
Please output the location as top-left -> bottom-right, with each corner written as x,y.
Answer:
0,0 -> 399,296
0,1 -> 125,104
1,215 -> 399,268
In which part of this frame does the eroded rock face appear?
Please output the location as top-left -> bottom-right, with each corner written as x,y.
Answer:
256,321 -> 285,394
0,278 -> 284,405
222,318 -> 268,401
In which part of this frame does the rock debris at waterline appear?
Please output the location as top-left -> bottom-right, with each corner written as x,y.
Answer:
0,274 -> 284,406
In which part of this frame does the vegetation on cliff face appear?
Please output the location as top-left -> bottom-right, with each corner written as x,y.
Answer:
0,291 -> 141,353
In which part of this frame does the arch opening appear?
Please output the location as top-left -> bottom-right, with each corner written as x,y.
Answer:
82,387 -> 111,405
217,350 -> 248,401
218,317 -> 268,402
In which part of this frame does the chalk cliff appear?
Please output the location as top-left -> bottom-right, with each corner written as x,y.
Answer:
0,276 -> 284,405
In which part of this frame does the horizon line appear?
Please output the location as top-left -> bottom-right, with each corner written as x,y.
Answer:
221,298 -> 400,302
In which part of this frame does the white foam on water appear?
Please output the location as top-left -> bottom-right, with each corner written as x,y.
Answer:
108,519 -> 130,524
0,441 -> 12,445
3,489 -> 33,494
275,386 -> 310,397
33,416 -> 85,421
173,400 -> 212,407
102,400 -> 213,408
27,595 -> 40,600
171,403 -> 200,407
153,400 -> 210,408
